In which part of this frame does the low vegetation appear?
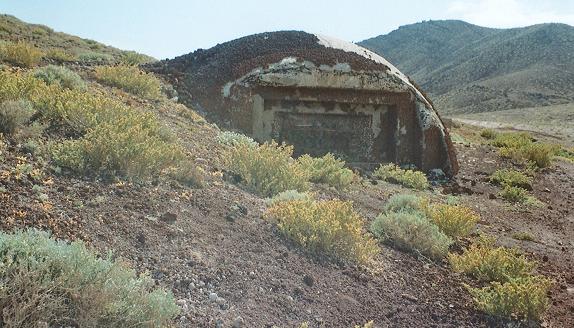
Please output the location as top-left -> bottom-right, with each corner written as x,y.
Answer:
480,128 -> 497,139
451,237 -> 552,321
297,153 -> 355,190
266,199 -> 378,264
226,141 -> 309,197
0,41 -> 43,67
1,69 -> 184,180
0,99 -> 35,136
0,229 -> 179,327
491,132 -> 557,168
373,163 -> 429,190
489,168 -> 532,189
217,130 -> 257,148
382,194 -> 424,214
371,210 -> 452,260
425,203 -> 479,239
33,65 -> 86,90
120,50 -> 155,65
265,189 -> 313,206
94,65 -> 162,99
449,238 -> 535,282
499,185 -> 531,204
45,48 -> 77,62
468,276 -> 552,321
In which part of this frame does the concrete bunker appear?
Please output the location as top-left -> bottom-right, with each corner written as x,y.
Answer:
152,31 -> 458,176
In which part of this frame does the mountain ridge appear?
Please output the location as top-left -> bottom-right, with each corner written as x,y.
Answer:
359,20 -> 574,115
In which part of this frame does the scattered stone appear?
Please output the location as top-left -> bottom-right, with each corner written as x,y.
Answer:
303,274 -> 314,287
160,211 -> 177,224
488,193 -> 497,200
209,292 -> 218,302
232,316 -> 244,328
226,202 -> 248,222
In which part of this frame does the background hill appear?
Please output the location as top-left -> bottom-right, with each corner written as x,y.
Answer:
359,20 -> 574,115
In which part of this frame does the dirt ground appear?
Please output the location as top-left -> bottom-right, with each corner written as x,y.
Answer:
1,116 -> 572,327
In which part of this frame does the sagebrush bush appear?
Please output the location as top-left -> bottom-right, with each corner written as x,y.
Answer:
266,189 -> 313,206
425,203 -> 479,238
491,132 -> 533,149
297,153 -> 354,190
33,65 -> 86,90
371,210 -> 453,260
0,100 -> 35,135
0,41 -> 43,67
267,199 -> 378,264
468,276 -> 552,322
226,141 -> 309,197
499,185 -> 530,203
217,130 -> 257,148
95,65 -> 162,99
449,238 -> 535,282
480,129 -> 497,140
52,120 -> 184,180
490,168 -> 532,188
0,229 -> 179,327
383,194 -> 424,214
373,163 -> 429,190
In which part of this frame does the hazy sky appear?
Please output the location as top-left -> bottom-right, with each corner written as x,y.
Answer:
1,0 -> 573,59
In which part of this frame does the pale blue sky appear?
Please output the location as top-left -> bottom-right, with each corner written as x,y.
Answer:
1,0 -> 573,59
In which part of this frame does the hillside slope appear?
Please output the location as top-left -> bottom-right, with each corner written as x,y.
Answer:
359,20 -> 574,114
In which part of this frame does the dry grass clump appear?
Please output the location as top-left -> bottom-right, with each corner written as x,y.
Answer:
120,50 -> 155,65
480,128 -> 497,139
45,48 -> 77,62
267,199 -> 378,264
226,141 -> 309,197
0,41 -> 43,67
0,229 -> 179,327
0,100 -> 35,136
297,153 -> 355,190
266,190 -> 313,206
94,65 -> 162,99
373,163 -> 429,190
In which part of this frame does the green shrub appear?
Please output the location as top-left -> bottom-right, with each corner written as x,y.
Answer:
512,232 -> 536,242
449,238 -> 535,282
499,185 -> 530,203
371,210 -> 453,260
425,203 -> 479,238
373,163 -> 429,190
0,100 -> 35,135
480,129 -> 497,140
383,194 -> 424,214
297,153 -> 354,190
95,65 -> 162,99
492,132 -> 556,168
52,120 -> 184,180
226,141 -> 309,197
267,199 -> 378,264
265,190 -> 313,206
77,51 -> 114,64
217,130 -> 257,148
45,49 -> 77,62
120,50 -> 155,65
33,65 -> 86,90
490,169 -> 532,189
0,41 -> 43,67
0,229 -> 179,327
468,276 -> 552,321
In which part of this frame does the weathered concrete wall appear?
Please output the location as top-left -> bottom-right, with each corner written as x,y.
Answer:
148,30 -> 459,176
